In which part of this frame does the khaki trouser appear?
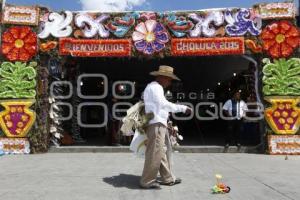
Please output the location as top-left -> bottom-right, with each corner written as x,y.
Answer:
140,123 -> 175,187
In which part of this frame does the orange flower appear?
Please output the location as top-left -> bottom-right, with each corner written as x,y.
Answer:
1,26 -> 37,61
261,20 -> 300,58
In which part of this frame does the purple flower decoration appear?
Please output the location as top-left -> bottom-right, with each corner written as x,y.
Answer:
132,20 -> 169,55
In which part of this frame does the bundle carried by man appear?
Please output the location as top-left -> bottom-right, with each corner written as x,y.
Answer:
121,101 -> 153,136
121,101 -> 183,156
121,101 -> 153,156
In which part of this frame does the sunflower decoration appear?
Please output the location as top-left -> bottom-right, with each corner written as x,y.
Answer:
261,20 -> 300,59
1,26 -> 37,61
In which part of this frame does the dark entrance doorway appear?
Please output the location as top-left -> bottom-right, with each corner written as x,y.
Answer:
69,55 -> 261,146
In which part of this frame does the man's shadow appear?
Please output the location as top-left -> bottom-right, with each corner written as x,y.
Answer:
103,174 -> 141,190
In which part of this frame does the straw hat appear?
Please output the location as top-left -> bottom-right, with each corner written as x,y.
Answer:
150,65 -> 180,81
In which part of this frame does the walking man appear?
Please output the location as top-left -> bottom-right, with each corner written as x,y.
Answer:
140,65 -> 191,189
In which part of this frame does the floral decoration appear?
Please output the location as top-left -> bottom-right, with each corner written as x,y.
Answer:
189,11 -> 224,37
132,20 -> 169,55
106,13 -> 139,37
164,13 -> 194,38
0,138 -> 30,154
262,58 -> 300,96
59,38 -> 131,57
225,9 -> 262,36
2,5 -> 39,26
0,99 -> 36,137
40,41 -> 58,52
245,39 -> 262,53
171,37 -> 245,56
261,20 -> 300,58
0,62 -> 37,99
258,3 -> 295,20
74,13 -> 110,38
268,135 -> 300,155
265,97 -> 300,134
38,11 -> 73,39
1,26 -> 37,61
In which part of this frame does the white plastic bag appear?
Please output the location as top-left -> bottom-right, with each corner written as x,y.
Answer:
129,130 -> 147,157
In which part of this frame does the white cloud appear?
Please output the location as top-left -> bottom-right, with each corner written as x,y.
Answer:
79,0 -> 146,12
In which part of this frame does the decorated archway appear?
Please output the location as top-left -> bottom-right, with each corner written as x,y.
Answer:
0,2 -> 299,154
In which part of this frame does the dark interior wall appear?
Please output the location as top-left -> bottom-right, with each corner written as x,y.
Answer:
73,55 -> 260,146
79,55 -> 250,92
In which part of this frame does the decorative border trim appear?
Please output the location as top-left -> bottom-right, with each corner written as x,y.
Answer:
268,135 -> 300,155
258,3 -> 295,19
2,5 -> 39,26
0,138 -> 30,154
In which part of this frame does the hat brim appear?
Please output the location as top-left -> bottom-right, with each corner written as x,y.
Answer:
150,71 -> 181,81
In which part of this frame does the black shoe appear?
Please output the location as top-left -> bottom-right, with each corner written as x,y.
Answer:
159,178 -> 182,186
140,182 -> 161,189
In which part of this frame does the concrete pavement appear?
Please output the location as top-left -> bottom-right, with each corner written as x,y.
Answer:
48,145 -> 260,153
0,153 -> 299,200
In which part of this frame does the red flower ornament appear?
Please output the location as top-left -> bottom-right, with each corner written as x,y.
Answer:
1,26 -> 37,61
261,20 -> 300,58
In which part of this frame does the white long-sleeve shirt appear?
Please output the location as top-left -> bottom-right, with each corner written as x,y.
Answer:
223,99 -> 248,120
143,81 -> 187,126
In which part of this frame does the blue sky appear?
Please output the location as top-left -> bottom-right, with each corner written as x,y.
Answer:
5,0 -> 299,12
